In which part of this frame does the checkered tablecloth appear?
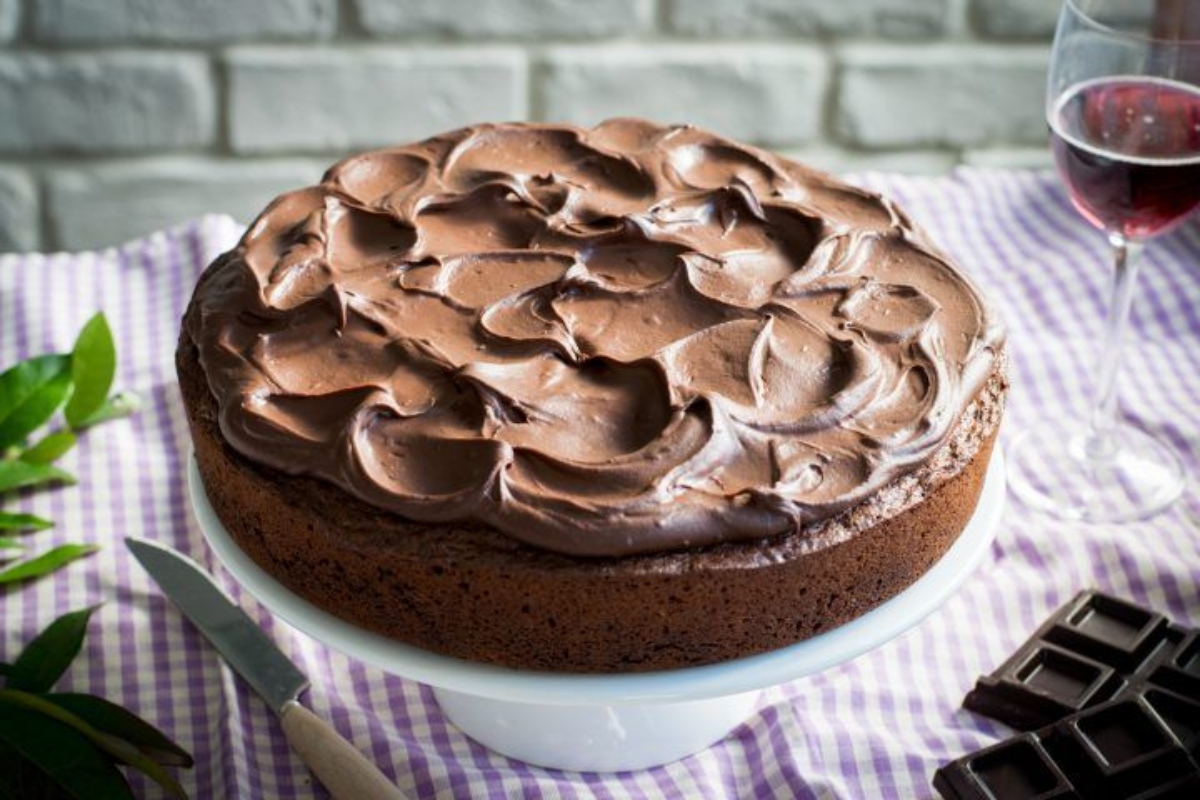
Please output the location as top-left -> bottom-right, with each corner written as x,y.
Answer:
2,168 -> 1197,799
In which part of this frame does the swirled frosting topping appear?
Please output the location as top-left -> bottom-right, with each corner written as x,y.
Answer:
188,119 -> 1004,557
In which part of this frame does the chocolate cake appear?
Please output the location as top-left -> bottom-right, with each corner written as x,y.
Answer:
178,119 -> 1007,672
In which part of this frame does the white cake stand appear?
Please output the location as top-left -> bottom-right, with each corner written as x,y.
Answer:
189,454 -> 1005,772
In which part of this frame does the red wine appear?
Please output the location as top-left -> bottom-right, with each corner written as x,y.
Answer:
1050,77 -> 1200,238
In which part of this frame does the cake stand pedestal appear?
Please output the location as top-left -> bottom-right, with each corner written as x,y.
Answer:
433,688 -> 760,772
189,454 -> 1005,773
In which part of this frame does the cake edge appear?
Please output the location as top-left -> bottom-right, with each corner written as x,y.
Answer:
177,313 -> 1007,672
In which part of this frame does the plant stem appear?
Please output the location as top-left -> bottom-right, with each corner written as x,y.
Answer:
1085,233 -> 1144,460
0,689 -> 138,762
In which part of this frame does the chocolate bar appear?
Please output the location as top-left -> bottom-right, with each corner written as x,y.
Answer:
964,591 -> 1192,731
935,590 -> 1200,799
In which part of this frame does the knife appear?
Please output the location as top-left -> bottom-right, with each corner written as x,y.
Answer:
126,536 -> 407,800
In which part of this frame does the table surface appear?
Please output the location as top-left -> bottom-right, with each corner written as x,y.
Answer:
2,168 -> 1197,799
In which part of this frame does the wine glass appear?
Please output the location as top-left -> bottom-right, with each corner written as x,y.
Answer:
1006,0 -> 1200,521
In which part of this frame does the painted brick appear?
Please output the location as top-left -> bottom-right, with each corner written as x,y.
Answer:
227,48 -> 526,154
47,158 -> 323,250
835,46 -> 1049,149
34,0 -> 336,43
0,0 -> 18,41
0,168 -> 39,253
667,0 -> 955,39
539,45 -> 827,146
0,53 -> 215,154
356,0 -> 650,39
971,0 -> 1060,39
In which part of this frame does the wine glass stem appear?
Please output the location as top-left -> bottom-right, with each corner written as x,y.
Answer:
1085,233 -> 1145,460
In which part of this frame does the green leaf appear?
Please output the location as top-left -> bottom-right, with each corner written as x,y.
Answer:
0,545 -> 98,587
6,607 -> 99,692
0,354 -> 70,431
45,694 -> 193,768
19,431 -> 77,465
0,704 -> 134,800
73,391 -> 141,430
0,537 -> 22,550
0,461 -> 75,495
0,690 -> 187,799
0,511 -> 54,532
0,355 -> 72,451
65,314 -> 116,430
0,735 -> 84,800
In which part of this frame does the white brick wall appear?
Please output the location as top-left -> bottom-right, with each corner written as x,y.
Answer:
540,45 -> 826,145
0,0 -> 17,42
970,0 -> 1062,39
666,0 -> 956,38
34,0 -> 338,43
0,0 -> 1061,251
47,158 -> 325,250
0,53 -> 215,153
356,0 -> 653,39
0,167 -> 38,252
227,48 -> 527,153
835,46 -> 1049,148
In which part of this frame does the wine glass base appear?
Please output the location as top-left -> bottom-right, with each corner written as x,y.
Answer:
1006,421 -> 1185,523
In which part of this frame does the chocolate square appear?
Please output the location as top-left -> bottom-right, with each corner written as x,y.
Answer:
1045,593 -> 1168,672
965,644 -> 1123,730
1142,687 -> 1200,754
933,735 -> 1078,800
1175,634 -> 1200,677
1047,696 -> 1196,797
1147,632 -> 1200,700
1126,774 -> 1200,799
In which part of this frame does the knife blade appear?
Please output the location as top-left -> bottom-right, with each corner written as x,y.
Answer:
126,536 -> 407,800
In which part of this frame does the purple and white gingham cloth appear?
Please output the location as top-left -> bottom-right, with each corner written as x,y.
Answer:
1,168 -> 1197,799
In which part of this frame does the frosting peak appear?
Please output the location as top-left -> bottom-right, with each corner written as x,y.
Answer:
188,119 -> 1004,557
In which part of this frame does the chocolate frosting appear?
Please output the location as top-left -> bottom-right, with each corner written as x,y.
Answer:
187,119 -> 1004,557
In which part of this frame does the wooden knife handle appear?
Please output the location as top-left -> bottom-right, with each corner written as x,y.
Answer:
280,700 -> 408,800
